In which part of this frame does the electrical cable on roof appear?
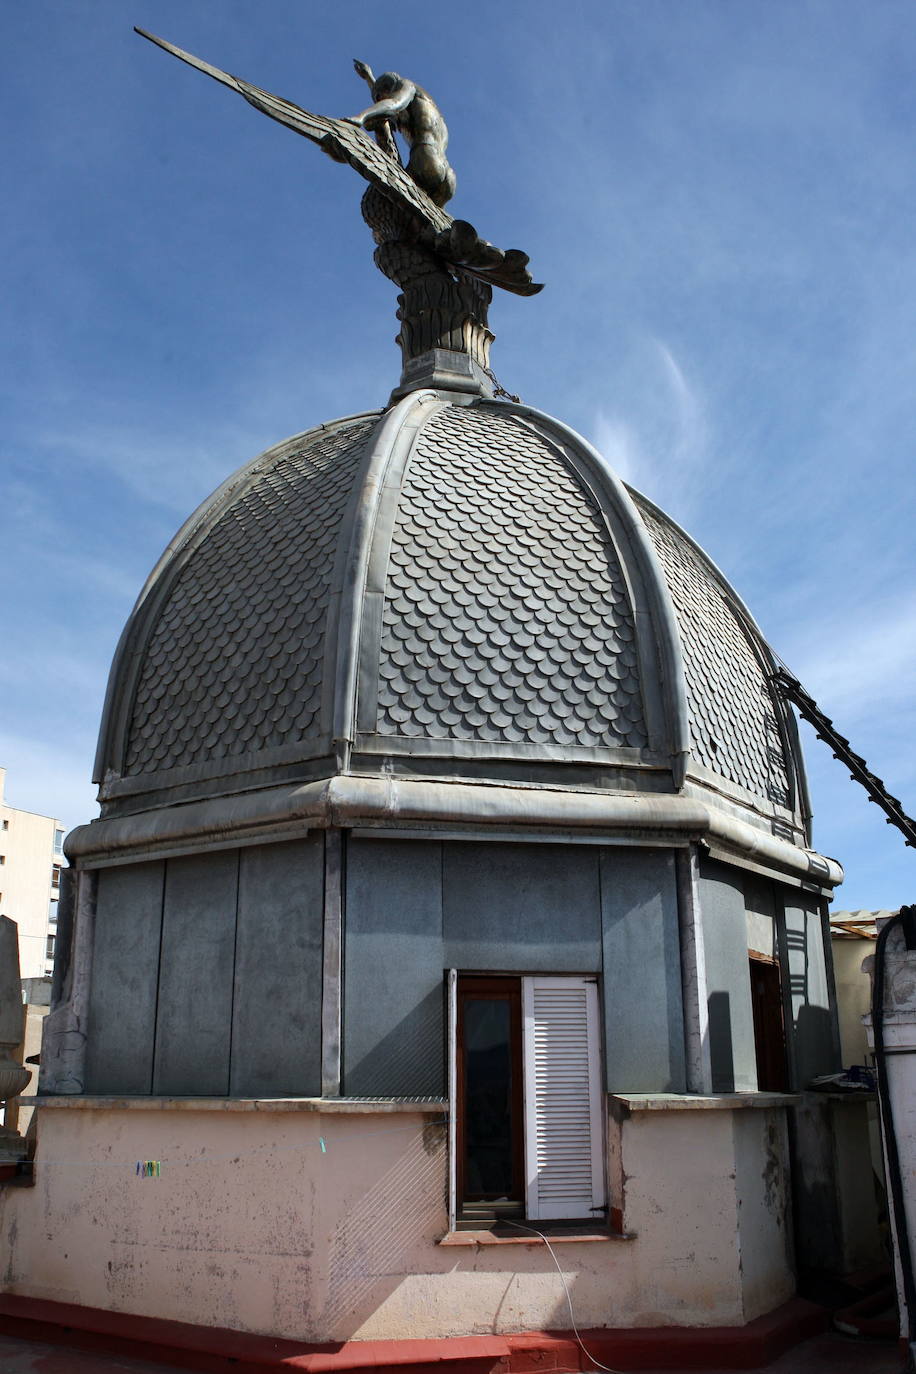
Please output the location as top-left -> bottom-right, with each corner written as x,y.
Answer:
502,1220 -> 624,1374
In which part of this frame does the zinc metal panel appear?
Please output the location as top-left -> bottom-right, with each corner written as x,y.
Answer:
152,849 -> 239,1095
85,861 -> 165,1094
781,891 -> 840,1084
600,848 -> 685,1092
230,836 -> 324,1096
344,839 -> 445,1096
698,857 -> 759,1093
443,841 -> 601,972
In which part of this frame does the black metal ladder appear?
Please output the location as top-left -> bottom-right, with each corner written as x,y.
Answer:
771,665 -> 916,850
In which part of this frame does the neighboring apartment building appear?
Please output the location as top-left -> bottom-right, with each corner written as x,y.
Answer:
829,908 -> 883,1066
0,767 -> 65,980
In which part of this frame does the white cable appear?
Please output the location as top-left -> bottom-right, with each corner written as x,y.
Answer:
502,1220 -> 624,1374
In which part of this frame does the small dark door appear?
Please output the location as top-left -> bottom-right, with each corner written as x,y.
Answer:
749,954 -> 789,1092
456,976 -> 524,1214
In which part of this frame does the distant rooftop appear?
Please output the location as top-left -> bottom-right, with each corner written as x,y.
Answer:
829,910 -> 896,939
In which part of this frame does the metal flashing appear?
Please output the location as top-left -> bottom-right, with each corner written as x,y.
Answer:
66,774 -> 843,887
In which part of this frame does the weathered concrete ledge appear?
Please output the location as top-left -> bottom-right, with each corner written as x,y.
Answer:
29,1095 -> 447,1114
66,773 -> 843,888
611,1092 -> 801,1112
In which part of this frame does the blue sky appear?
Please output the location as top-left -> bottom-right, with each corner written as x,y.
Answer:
4,1 -> 915,911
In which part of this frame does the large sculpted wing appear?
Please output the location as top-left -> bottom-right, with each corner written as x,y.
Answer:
242,86 -> 456,234
135,29 -> 451,230
135,30 -> 542,297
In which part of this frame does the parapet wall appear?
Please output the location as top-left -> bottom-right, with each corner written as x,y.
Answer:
0,1096 -> 794,1340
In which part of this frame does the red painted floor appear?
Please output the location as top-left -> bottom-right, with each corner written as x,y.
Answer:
0,1329 -> 902,1374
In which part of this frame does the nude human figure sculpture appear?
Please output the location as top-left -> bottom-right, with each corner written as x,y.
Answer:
133,29 -> 541,301
348,59 -> 457,208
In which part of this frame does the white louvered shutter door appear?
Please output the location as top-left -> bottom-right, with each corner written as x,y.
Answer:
522,976 -> 605,1221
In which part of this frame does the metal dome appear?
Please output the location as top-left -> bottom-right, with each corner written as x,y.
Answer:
78,389 -> 831,885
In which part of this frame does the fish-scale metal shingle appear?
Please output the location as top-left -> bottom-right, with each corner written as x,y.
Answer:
376,404 -> 648,750
113,394 -> 796,813
633,494 -> 790,807
123,419 -> 375,775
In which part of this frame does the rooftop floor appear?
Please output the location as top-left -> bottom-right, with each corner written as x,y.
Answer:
0,1329 -> 902,1374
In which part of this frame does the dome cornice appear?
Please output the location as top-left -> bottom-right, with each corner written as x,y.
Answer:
66,772 -> 841,893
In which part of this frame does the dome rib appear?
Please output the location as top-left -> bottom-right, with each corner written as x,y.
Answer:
503,404 -> 691,782
630,487 -> 808,824
323,390 -> 444,769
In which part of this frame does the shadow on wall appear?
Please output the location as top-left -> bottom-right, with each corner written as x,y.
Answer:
793,1002 -> 838,1087
320,1120 -> 578,1340
344,986 -> 444,1098
708,991 -> 735,1092
321,1120 -> 447,1339
708,972 -> 838,1092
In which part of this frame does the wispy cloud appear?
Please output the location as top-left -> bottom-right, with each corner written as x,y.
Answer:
0,644 -> 106,698
788,594 -> 916,726
590,336 -> 709,526
29,425 -> 246,518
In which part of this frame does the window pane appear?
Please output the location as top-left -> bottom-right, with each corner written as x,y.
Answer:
463,998 -> 515,1199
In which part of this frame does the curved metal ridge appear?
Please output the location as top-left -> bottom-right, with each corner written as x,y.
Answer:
494,402 -> 690,783
626,484 -> 803,817
326,390 -> 443,768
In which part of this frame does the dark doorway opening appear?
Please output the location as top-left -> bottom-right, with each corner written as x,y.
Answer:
456,976 -> 524,1220
749,952 -> 789,1092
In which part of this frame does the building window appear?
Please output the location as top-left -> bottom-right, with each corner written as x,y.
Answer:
1,819 -> 8,831
49,900 -> 58,925
0,855 -> 5,865
452,973 -> 606,1226
51,864 -> 61,889
46,933 -> 56,960
54,828 -> 64,854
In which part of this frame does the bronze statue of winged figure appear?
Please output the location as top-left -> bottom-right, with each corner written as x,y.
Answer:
134,30 -> 542,301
